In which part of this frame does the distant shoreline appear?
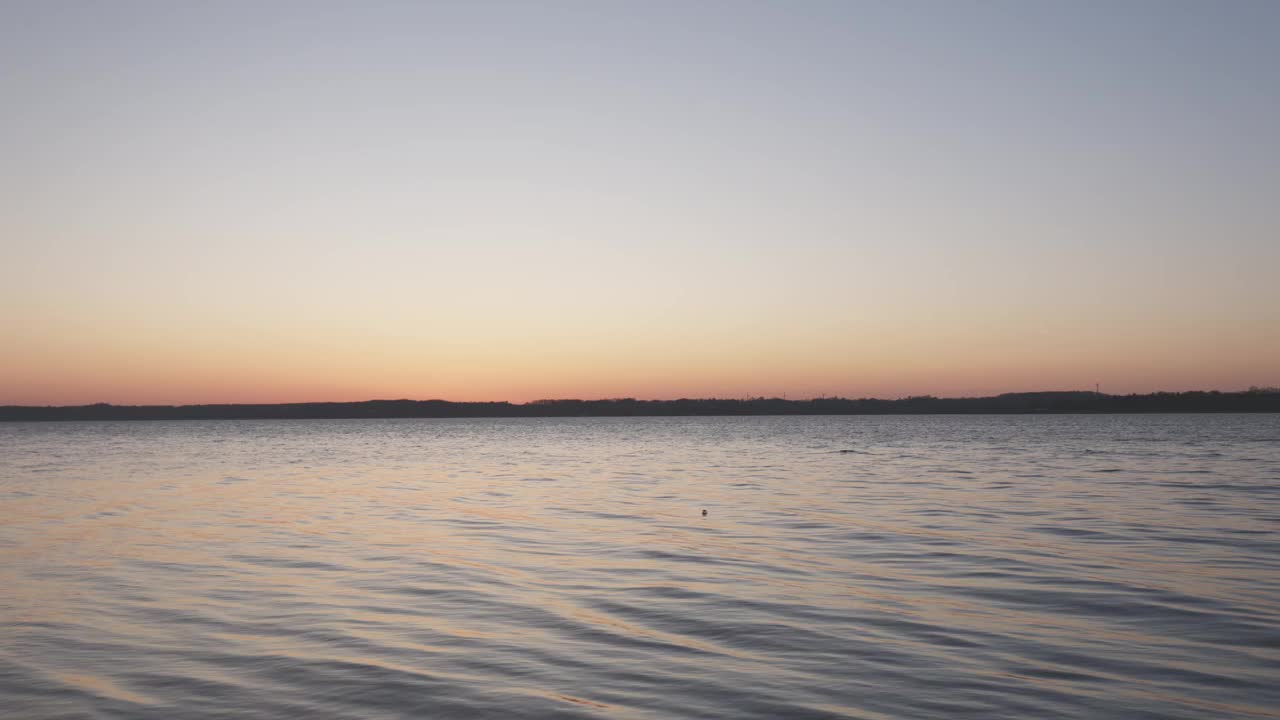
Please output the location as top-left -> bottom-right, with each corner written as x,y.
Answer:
3,390 -> 1278,421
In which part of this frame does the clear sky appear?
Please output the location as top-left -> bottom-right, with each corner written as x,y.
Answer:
3,1 -> 1278,405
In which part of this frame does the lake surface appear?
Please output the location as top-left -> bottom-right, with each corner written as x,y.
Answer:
2,414 -> 1279,719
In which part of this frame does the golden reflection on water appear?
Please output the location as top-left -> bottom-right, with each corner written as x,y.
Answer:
50,673 -> 156,707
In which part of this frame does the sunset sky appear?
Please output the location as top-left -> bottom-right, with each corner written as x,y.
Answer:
3,1 -> 1278,405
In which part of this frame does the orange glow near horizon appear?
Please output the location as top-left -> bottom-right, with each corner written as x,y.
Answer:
4,315 -> 1275,406
4,255 -> 1277,405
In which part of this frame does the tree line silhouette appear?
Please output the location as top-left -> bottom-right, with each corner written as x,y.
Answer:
3,389 -> 1279,421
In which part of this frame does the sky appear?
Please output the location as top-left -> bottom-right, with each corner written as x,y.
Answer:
2,1 -> 1278,405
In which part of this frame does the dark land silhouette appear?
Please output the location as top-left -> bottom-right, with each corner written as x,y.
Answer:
3,389 -> 1279,421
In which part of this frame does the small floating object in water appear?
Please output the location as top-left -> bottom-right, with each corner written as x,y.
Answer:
702,509 -> 707,517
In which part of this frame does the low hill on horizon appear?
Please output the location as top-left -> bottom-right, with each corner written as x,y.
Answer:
3,389 -> 1279,421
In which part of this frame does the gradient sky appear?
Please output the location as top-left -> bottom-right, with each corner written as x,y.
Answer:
3,1 -> 1278,405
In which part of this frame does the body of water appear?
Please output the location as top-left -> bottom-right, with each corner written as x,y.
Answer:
2,414 -> 1279,719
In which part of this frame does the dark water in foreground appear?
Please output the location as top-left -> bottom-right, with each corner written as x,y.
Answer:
2,415 -> 1279,719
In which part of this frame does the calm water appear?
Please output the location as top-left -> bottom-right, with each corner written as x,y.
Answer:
2,415 -> 1279,719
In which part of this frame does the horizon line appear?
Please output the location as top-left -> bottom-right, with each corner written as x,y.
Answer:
6,386 -> 1279,410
